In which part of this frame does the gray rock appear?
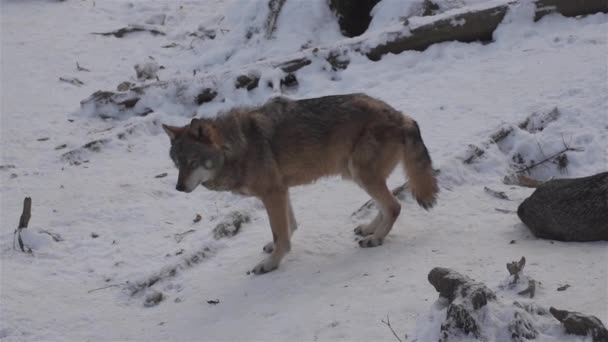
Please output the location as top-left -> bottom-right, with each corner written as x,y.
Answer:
517,172 -> 608,241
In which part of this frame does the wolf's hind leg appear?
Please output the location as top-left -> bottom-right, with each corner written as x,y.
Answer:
354,211 -> 382,236
355,179 -> 401,248
263,195 -> 297,253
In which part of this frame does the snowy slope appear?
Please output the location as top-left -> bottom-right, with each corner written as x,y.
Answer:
1,1 -> 607,341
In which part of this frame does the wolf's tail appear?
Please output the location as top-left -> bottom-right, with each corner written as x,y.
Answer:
401,121 -> 439,210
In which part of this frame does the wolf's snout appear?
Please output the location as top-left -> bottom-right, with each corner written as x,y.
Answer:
175,183 -> 186,192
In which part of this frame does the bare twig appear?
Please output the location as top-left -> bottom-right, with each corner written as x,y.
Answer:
88,283 -> 126,293
516,145 -> 583,174
535,140 -> 546,159
12,229 -> 31,253
560,133 -> 573,149
59,77 -> 85,86
484,187 -> 510,200
39,230 -> 64,242
76,62 -> 91,72
381,315 -> 403,342
174,229 -> 196,243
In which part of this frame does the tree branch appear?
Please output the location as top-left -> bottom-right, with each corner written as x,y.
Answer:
381,315 -> 403,342
13,197 -> 33,254
515,145 -> 583,174
87,283 -> 126,293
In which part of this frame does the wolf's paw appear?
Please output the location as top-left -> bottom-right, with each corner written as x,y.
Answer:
251,257 -> 279,275
358,236 -> 384,248
262,241 -> 274,253
354,224 -> 375,236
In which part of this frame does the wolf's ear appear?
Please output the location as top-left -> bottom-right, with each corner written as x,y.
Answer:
190,118 -> 223,147
162,124 -> 184,142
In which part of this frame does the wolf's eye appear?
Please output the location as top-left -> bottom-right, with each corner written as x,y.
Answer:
189,160 -> 198,168
203,159 -> 214,169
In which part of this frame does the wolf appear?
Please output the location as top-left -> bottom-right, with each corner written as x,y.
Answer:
162,93 -> 438,274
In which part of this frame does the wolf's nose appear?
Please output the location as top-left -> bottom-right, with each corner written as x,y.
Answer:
176,184 -> 186,192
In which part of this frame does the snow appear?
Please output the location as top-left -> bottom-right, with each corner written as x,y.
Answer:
1,1 -> 607,341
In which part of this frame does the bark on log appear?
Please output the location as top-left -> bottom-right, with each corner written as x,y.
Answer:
508,312 -> 539,341
440,304 -> 481,341
550,307 -> 608,341
368,0 -> 607,60
428,267 -> 496,310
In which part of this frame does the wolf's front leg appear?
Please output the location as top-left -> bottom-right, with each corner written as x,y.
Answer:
263,195 -> 297,253
252,189 -> 291,274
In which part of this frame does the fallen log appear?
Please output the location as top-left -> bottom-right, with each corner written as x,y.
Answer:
462,107 -> 561,165
550,307 -> 608,341
428,267 -> 496,310
78,0 -> 607,120
368,0 -> 607,61
425,264 -> 608,341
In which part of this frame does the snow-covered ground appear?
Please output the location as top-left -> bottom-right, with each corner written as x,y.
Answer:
1,1 -> 606,341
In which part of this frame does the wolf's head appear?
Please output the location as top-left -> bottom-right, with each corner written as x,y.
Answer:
162,118 -> 225,193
